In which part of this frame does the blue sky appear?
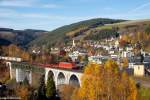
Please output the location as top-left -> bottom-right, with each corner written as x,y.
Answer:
0,0 -> 150,31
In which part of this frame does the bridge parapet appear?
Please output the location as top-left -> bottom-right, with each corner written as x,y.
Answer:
0,56 -> 22,62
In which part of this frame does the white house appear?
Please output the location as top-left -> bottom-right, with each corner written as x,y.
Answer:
121,51 -> 134,58
109,50 -> 115,54
115,40 -> 119,48
133,64 -> 145,76
126,46 -> 133,51
88,56 -> 102,64
111,54 -> 118,59
68,51 -> 87,61
68,52 -> 78,62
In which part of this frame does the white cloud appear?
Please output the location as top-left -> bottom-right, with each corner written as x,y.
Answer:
42,4 -> 60,8
0,0 -> 61,8
128,1 -> 150,13
0,8 -> 81,20
0,0 -> 33,7
0,8 -> 17,17
97,1 -> 150,20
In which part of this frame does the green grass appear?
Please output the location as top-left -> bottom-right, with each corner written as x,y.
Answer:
95,25 -> 113,30
96,19 -> 150,30
138,87 -> 150,100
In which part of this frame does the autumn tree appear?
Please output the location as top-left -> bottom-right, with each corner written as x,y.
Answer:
119,39 -> 128,48
16,85 -> 29,100
8,44 -> 19,57
71,88 -> 80,100
73,60 -> 137,100
50,54 -> 58,64
16,79 -> 31,100
59,85 -> 78,100
145,25 -> 150,33
41,53 -> 48,64
122,57 -> 129,68
122,32 -> 150,52
35,55 -> 42,63
21,51 -> 30,61
3,44 -> 31,61
78,55 -> 84,62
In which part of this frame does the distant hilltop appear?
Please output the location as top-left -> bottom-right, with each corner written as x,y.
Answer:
28,18 -> 150,48
0,27 -> 48,47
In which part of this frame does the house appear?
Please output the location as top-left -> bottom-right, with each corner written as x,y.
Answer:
63,47 -> 71,52
119,48 -> 123,52
128,54 -> 150,76
32,50 -> 40,54
128,56 -> 141,68
121,51 -> 134,58
143,56 -> 150,64
115,40 -> 119,48
68,52 -> 78,62
50,48 -> 60,54
88,55 -> 109,64
103,45 -> 110,51
88,56 -> 102,64
126,46 -> 133,51
109,50 -> 115,54
133,64 -> 145,76
111,54 -> 118,59
68,51 -> 87,62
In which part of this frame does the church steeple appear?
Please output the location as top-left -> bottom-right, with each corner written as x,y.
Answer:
72,39 -> 75,47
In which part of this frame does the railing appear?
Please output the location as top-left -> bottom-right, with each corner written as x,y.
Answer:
0,56 -> 22,62
11,62 -> 45,73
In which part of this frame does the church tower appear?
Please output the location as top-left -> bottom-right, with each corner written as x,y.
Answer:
72,39 -> 75,47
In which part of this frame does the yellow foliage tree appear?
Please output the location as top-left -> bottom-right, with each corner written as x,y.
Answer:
16,85 -> 30,100
124,32 -> 150,52
5,44 -> 31,61
122,57 -> 129,68
73,60 -> 137,100
59,85 -> 78,100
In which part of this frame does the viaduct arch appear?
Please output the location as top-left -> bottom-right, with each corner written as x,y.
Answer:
45,68 -> 82,87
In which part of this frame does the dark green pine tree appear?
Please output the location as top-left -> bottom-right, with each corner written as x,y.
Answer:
46,75 -> 56,99
22,77 -> 29,86
84,55 -> 89,65
37,74 -> 46,100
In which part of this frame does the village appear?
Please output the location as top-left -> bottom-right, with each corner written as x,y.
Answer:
31,35 -> 150,77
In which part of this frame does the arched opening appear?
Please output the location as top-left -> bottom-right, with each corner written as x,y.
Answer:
69,74 -> 80,87
57,72 -> 66,85
47,70 -> 54,80
8,63 -> 10,67
6,62 -> 10,67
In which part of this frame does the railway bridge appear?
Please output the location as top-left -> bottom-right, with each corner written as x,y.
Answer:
5,60 -> 83,87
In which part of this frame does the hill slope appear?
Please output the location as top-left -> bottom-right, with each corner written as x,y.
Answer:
29,18 -> 125,47
0,28 -> 47,47
85,19 -> 150,40
0,38 -> 12,46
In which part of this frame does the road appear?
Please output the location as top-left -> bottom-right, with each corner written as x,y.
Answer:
134,77 -> 150,88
